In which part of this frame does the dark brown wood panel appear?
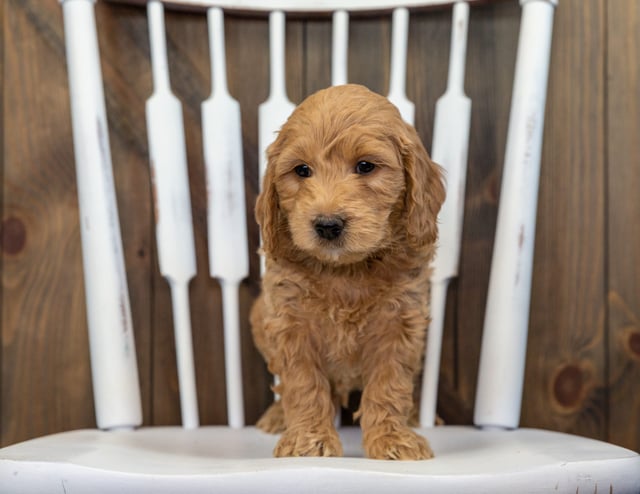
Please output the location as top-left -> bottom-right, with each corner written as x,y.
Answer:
304,18 -> 334,95
607,0 -> 640,451
522,0 -> 607,440
2,0 -> 96,445
0,0 -> 4,445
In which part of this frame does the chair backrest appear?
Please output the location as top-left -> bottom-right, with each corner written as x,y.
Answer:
59,0 -> 556,432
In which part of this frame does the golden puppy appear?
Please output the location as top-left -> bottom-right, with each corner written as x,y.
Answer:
250,84 -> 445,460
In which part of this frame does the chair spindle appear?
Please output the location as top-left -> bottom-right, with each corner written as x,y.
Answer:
258,10 -> 295,276
474,0 -> 557,429
332,10 -> 350,86
387,7 -> 415,125
422,1 -> 471,427
146,0 -> 200,429
203,6 -> 249,428
61,0 -> 143,431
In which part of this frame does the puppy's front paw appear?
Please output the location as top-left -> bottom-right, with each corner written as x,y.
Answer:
364,424 -> 434,460
274,426 -> 343,457
256,401 -> 286,434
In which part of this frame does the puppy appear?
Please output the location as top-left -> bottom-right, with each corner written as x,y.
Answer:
250,84 -> 445,460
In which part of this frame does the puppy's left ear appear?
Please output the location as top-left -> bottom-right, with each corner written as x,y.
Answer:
255,137 -> 286,259
400,123 -> 446,248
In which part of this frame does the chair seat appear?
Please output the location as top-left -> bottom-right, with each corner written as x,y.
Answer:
1,425 -> 638,493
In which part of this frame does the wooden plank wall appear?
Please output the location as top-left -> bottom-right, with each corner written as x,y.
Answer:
1,0 -> 639,453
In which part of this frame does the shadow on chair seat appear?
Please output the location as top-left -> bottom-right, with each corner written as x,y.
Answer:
2,426 -> 639,493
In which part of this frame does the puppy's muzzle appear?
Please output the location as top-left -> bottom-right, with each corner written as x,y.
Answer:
313,216 -> 345,241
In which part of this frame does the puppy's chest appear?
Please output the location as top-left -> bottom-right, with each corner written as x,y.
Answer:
308,281 -> 381,355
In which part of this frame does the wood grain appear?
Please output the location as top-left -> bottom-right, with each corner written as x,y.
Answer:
2,0 -> 95,445
0,0 -> 4,445
522,0 -> 607,440
606,0 -> 640,451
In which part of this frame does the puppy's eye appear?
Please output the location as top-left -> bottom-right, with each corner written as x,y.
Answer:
355,161 -> 376,175
294,164 -> 312,178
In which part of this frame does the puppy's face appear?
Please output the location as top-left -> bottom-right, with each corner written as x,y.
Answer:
272,116 -> 406,265
258,84 -> 444,265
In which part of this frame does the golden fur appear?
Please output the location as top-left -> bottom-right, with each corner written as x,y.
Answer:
250,84 -> 445,460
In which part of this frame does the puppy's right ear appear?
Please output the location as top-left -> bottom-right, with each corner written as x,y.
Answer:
255,142 -> 282,258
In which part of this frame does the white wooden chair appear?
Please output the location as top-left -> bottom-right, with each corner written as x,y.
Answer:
1,0 -> 639,492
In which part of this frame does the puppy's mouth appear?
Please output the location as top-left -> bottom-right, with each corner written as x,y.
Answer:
304,214 -> 373,265
289,211 -> 387,265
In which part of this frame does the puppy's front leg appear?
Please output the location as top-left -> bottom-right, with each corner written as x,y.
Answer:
273,330 -> 343,457
359,335 -> 434,460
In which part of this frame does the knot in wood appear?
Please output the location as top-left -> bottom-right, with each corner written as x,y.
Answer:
552,364 -> 584,410
1,216 -> 27,255
628,331 -> 640,359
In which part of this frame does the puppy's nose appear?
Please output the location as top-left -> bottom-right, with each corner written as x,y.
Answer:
313,216 -> 345,241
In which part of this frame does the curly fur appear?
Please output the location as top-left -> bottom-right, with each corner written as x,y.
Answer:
250,84 -> 445,460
